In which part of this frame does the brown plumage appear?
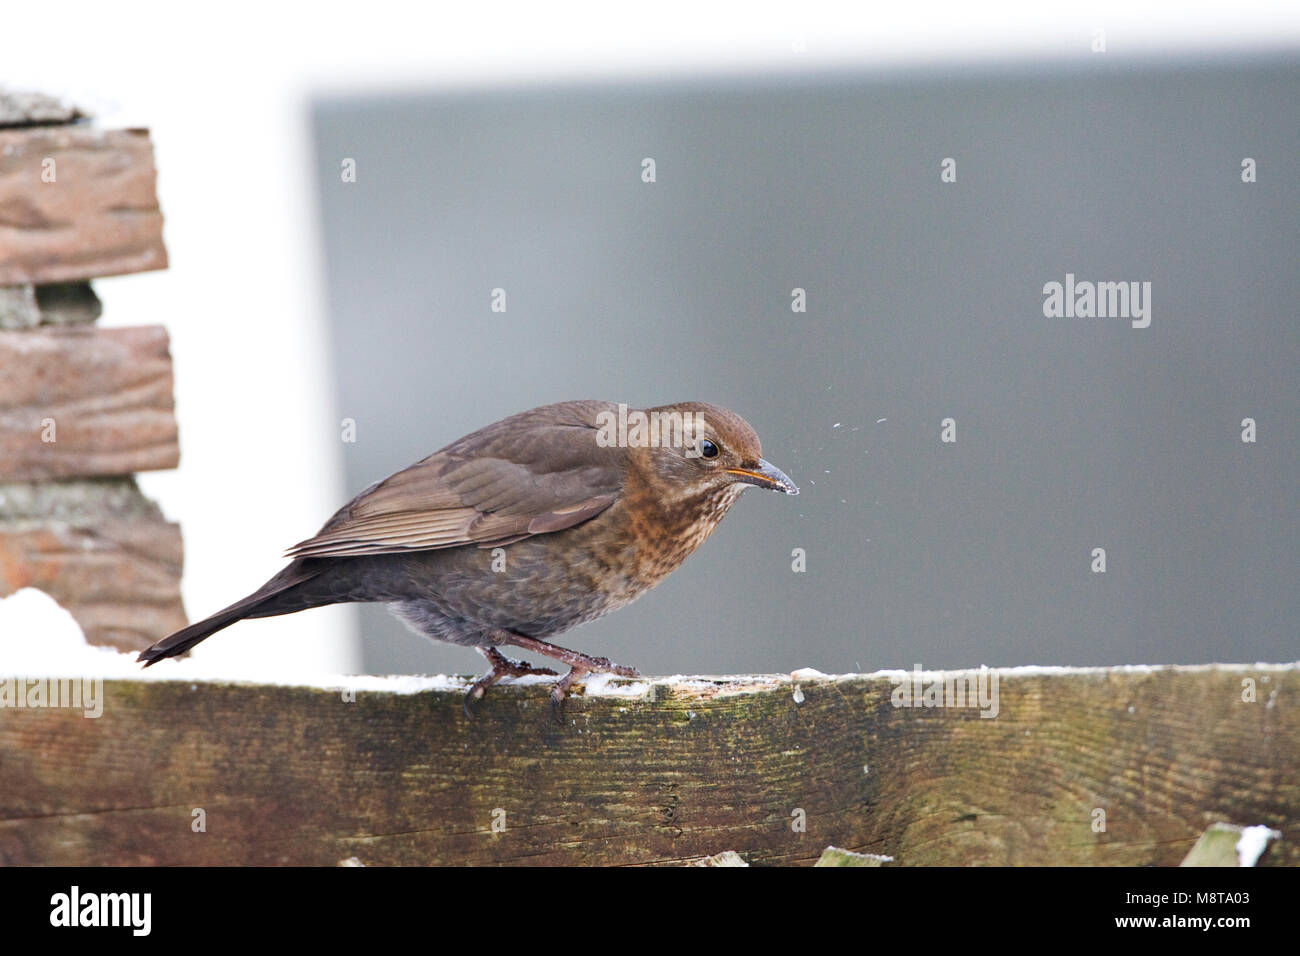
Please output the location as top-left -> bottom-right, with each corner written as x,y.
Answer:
137,400 -> 797,712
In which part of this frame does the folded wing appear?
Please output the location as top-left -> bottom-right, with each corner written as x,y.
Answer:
286,402 -> 625,558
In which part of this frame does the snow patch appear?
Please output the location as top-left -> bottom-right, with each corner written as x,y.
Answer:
790,667 -> 830,680
582,672 -> 652,698
1235,825 -> 1280,867
0,587 -> 467,693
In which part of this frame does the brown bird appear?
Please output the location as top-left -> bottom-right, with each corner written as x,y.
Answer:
137,400 -> 798,712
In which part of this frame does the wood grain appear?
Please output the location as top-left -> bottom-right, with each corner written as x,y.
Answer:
0,665 -> 1292,866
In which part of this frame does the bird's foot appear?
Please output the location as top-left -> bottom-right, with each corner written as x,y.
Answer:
548,666 -> 589,723
463,646 -> 559,716
543,656 -> 641,723
490,630 -> 641,721
495,630 -> 640,678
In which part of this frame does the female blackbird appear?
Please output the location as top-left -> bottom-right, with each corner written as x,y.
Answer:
137,400 -> 798,711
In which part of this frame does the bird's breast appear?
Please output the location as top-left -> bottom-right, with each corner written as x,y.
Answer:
387,482 -> 747,640
619,482 -> 746,584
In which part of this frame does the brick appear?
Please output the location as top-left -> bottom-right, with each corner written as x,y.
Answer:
0,127 -> 167,284
0,325 -> 179,480
0,478 -> 186,651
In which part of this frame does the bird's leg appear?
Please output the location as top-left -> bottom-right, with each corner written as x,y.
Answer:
493,631 -> 640,679
463,646 -> 558,716
492,631 -> 640,722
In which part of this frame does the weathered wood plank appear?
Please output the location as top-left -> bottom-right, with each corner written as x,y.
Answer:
1181,822 -> 1281,867
0,665 -> 1293,866
0,479 -> 186,650
0,127 -> 166,285
0,325 -> 179,480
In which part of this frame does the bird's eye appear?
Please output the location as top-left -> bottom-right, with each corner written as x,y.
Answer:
699,439 -> 720,459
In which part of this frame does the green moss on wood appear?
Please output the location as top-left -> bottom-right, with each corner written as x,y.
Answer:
0,666 -> 1295,866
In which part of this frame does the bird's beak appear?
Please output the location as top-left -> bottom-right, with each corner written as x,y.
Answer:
726,458 -> 799,495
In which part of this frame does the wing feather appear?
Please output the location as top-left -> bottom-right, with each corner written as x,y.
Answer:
286,401 -> 625,559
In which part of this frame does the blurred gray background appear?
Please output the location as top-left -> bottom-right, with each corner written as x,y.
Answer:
310,55 -> 1299,677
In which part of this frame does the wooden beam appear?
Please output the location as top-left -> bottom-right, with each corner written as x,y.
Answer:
0,665 -> 1293,865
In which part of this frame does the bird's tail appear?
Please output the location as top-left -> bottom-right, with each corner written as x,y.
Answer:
136,560 -> 330,666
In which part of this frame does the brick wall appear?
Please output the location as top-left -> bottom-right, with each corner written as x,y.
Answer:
0,89 -> 184,651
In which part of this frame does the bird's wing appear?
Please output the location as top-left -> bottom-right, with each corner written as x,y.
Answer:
285,405 -> 625,558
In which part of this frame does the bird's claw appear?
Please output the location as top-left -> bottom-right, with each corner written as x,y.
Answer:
548,667 -> 588,723
463,648 -> 560,717
546,657 -> 640,722
492,653 -> 559,680
486,631 -> 641,721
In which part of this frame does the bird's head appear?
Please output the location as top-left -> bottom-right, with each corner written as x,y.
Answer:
625,402 -> 799,503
